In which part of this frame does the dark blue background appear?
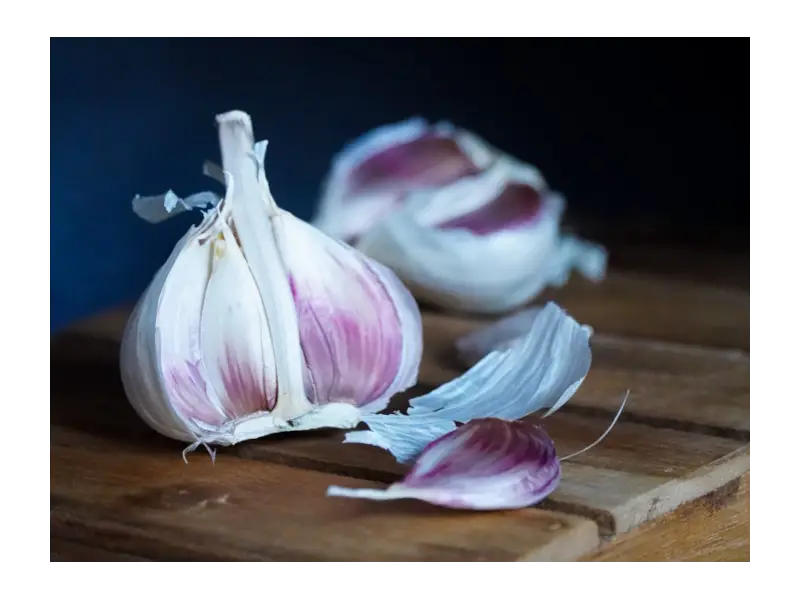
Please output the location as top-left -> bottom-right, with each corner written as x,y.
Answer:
51,39 -> 748,331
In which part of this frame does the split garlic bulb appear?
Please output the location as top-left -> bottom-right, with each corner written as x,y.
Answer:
313,118 -> 607,315
120,110 -> 423,456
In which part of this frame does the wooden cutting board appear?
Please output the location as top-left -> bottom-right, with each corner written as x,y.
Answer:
50,264 -> 750,561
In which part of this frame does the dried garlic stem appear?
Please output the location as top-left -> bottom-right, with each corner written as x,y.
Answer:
216,110 -> 312,420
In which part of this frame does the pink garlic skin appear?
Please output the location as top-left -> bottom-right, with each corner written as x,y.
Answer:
280,215 -> 423,414
348,133 -> 480,198
435,183 -> 545,237
314,119 -> 499,243
337,134 -> 479,242
290,267 -> 402,407
394,418 -> 561,510
167,351 -> 277,427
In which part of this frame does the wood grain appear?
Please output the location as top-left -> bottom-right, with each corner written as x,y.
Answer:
234,411 -> 748,536
51,262 -> 749,561
585,473 -> 750,561
51,426 -> 599,561
51,539 -> 152,562
51,354 -> 752,535
419,271 -> 749,351
420,312 -> 750,437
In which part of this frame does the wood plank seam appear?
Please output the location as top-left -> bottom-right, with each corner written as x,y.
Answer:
583,473 -> 749,561
51,445 -> 602,561
556,404 -> 750,442
52,261 -> 750,562
232,434 -> 749,538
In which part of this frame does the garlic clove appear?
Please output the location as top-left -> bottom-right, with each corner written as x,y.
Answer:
343,302 -> 591,463
121,223 -> 217,443
279,214 -> 423,414
313,118 -> 500,243
199,225 -> 277,420
120,259 -> 192,442
329,418 -> 561,510
354,159 -> 607,314
155,233 -> 230,430
455,307 -> 595,368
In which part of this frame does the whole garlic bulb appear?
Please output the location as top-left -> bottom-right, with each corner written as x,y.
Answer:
120,110 -> 423,457
353,158 -> 607,314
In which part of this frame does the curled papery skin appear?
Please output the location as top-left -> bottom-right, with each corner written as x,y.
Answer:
455,307 -> 594,368
312,118 -> 501,243
120,110 -> 424,456
355,158 -> 607,315
344,302 -> 591,463
328,418 -> 561,510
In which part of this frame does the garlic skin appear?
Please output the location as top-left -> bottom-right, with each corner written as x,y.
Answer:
312,118 -> 503,243
353,158 -> 608,314
345,302 -> 592,463
120,111 -> 423,456
455,307 -> 594,367
329,418 -> 561,510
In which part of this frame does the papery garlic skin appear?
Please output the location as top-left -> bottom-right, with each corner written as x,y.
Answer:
312,118 -> 505,243
345,302 -> 591,463
120,111 -> 423,455
455,307 -> 595,367
132,190 -> 220,224
329,418 -> 561,510
354,158 -> 608,314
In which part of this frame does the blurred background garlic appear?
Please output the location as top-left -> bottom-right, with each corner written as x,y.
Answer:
120,110 -> 423,457
313,119 -> 607,315
312,117 -> 500,244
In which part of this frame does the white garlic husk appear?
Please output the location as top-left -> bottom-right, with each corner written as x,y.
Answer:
351,158 -> 607,314
120,110 -> 423,457
312,117 -> 501,243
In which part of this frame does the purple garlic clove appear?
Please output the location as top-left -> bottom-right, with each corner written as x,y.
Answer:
328,417 -> 561,510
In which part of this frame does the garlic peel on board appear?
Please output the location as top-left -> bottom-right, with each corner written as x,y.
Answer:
329,418 -> 561,510
455,306 -> 595,367
329,389 -> 628,511
343,302 -> 592,464
330,304 -> 628,510
120,111 -> 423,458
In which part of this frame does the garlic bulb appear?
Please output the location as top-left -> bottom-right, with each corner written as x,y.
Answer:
120,110 -> 423,457
312,117 -> 501,243
353,158 -> 607,314
313,118 -> 607,315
